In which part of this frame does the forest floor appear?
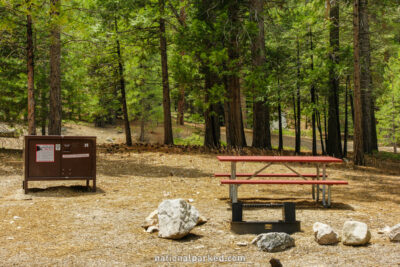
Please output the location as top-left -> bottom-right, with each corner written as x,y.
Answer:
1,120 -> 396,153
0,143 -> 399,266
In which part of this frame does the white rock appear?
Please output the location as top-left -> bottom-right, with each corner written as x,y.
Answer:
236,242 -> 248,246
388,223 -> 400,242
13,216 -> 21,220
252,233 -> 295,252
378,226 -> 391,234
188,198 -> 194,203
142,209 -> 158,230
342,221 -> 371,246
313,222 -> 339,245
146,226 -> 159,233
157,199 -> 199,239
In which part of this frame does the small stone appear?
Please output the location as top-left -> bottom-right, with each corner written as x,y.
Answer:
388,223 -> 400,242
342,221 -> 371,246
378,226 -> 391,234
188,198 -> 194,203
13,216 -> 21,220
236,242 -> 248,246
7,237 -> 14,240
146,226 -> 159,233
252,233 -> 295,252
197,215 -> 208,225
194,245 -> 205,249
106,137 -> 114,143
313,222 -> 339,245
142,209 -> 158,230
157,199 -> 199,239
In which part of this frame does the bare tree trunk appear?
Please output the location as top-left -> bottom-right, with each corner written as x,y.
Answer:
344,75 -> 350,157
226,1 -> 246,148
204,68 -> 221,148
359,0 -> 373,154
327,0 -> 342,158
295,38 -> 301,154
176,3 -> 186,126
26,0 -> 36,135
278,86 -> 283,152
310,27 -> 316,155
48,0 -> 61,135
159,0 -> 174,145
114,17 -> 132,146
353,0 -> 365,165
250,0 -> 271,149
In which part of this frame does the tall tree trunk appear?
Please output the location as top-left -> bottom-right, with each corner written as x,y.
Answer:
250,0 -> 271,149
344,75 -> 350,157
359,0 -> 373,154
225,1 -> 246,148
309,27 -> 316,155
295,38 -> 301,154
204,78 -> 221,148
353,0 -> 365,165
48,0 -> 61,135
392,86 -> 397,153
176,2 -> 186,126
26,0 -> 36,135
327,0 -> 342,158
278,79 -> 283,152
159,0 -> 174,145
114,17 -> 132,146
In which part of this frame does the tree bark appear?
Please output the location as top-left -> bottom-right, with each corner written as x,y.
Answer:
27,0 -> 36,135
204,67 -> 221,148
344,75 -> 350,157
250,0 -> 271,149
327,0 -> 342,158
278,80 -> 283,152
114,17 -> 132,146
176,3 -> 186,126
48,0 -> 61,135
353,0 -> 365,165
309,27 -> 316,155
295,38 -> 301,154
225,1 -> 246,148
159,0 -> 174,145
359,0 -> 373,154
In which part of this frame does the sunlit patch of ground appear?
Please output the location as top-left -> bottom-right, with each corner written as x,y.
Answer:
0,149 -> 399,266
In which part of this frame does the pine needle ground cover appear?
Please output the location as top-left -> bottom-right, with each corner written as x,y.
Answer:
0,149 -> 399,266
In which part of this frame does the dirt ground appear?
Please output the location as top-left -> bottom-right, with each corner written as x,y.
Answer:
0,147 -> 399,267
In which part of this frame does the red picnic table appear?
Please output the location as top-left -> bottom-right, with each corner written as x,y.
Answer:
216,156 -> 347,207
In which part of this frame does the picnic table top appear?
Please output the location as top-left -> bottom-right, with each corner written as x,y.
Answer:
216,155 -> 343,163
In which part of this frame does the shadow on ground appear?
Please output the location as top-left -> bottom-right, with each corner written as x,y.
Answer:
27,185 -> 105,197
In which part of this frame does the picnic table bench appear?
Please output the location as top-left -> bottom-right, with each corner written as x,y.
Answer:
216,156 -> 347,207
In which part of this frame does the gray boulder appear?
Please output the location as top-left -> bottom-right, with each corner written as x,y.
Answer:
251,232 -> 295,252
389,223 -> 400,242
158,199 -> 199,239
342,221 -> 371,246
313,222 -> 339,245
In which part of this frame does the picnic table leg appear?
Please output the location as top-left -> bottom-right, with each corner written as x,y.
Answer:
328,185 -> 331,207
230,162 -> 237,201
322,163 -> 327,207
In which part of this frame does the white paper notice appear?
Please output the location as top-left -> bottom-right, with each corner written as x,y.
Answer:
36,144 -> 55,162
